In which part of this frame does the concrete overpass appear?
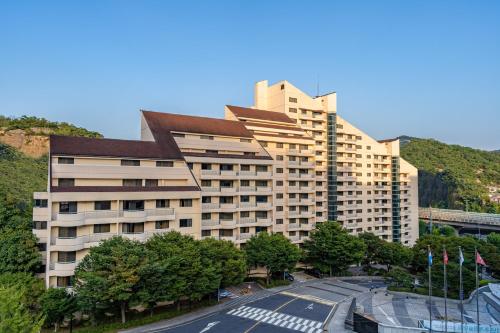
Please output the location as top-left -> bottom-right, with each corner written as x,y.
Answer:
419,207 -> 500,235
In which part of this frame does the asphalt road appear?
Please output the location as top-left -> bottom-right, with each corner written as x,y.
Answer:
159,293 -> 333,333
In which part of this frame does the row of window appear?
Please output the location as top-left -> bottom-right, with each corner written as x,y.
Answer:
200,164 -> 269,171
58,157 -> 174,167
171,133 -> 252,143
57,199 -> 192,214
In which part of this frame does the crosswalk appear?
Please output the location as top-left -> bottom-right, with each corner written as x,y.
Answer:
227,305 -> 324,333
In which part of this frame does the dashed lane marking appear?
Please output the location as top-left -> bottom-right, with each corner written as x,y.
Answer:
280,291 -> 337,306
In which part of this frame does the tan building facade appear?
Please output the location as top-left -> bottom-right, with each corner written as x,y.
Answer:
33,80 -> 418,287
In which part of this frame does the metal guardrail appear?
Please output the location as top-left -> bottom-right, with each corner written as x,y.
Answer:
419,208 -> 500,226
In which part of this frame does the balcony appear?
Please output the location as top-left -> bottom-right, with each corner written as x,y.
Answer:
220,203 -> 237,210
220,220 -> 237,227
240,186 -> 256,192
239,218 -> 256,225
202,203 -> 219,210
120,208 -> 175,221
201,186 -> 220,192
239,202 -> 256,209
237,233 -> 253,241
256,202 -> 272,209
287,223 -> 300,231
201,169 -> 219,176
256,186 -> 272,193
51,235 -> 88,251
120,232 -> 147,241
220,170 -> 237,177
256,218 -> 272,226
219,235 -> 236,242
201,220 -> 220,227
49,261 -> 79,276
220,186 -> 236,193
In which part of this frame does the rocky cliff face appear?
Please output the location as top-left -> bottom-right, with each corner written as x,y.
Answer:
0,128 -> 50,158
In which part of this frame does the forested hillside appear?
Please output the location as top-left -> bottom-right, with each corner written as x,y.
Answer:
400,136 -> 500,213
0,116 -> 101,220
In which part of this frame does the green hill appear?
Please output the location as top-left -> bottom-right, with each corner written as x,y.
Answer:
400,136 -> 500,213
0,116 -> 101,219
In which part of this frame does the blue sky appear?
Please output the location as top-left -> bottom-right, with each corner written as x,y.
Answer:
1,1 -> 499,150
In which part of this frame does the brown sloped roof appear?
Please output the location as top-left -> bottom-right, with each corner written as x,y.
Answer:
226,105 -> 296,124
50,135 -> 182,159
142,110 -> 254,138
51,185 -> 200,192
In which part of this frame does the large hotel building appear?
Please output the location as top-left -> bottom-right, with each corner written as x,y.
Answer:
32,80 -> 418,287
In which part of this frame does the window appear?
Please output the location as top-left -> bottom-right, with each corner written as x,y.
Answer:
156,161 -> 173,167
289,108 -> 297,113
244,152 -> 256,156
94,224 -> 110,233
240,180 -> 250,186
180,199 -> 192,207
220,164 -> 233,171
34,199 -> 48,208
276,180 -> 283,186
187,162 -> 193,169
58,251 -> 76,263
240,211 -> 250,218
201,163 -> 212,170
201,230 -> 211,237
240,138 -> 251,143
123,200 -> 144,211
123,179 -> 142,187
200,135 -> 214,140
172,133 -> 185,138
276,143 -> 283,148
220,196 -> 233,204
240,164 -> 250,171
276,206 -> 283,212
256,180 -> 267,187
58,178 -> 75,187
276,193 -> 283,199
202,213 -> 211,220
276,219 -> 283,225
155,220 -> 169,229
256,211 -> 268,219
122,223 -> 144,233
276,155 -> 283,161
59,227 -> 77,238
202,196 -> 211,203
201,180 -> 212,187
37,243 -> 47,251
95,201 -> 111,210
33,221 -> 47,229
180,219 -> 192,228
145,179 -> 158,187
240,195 -> 250,202
57,276 -> 73,288
121,159 -> 140,166
256,195 -> 268,203
59,202 -> 77,214
220,180 -> 233,188
256,165 -> 268,172
220,212 -> 233,220
58,157 -> 74,164
276,168 -> 283,173
289,97 -> 297,103
156,199 -> 169,208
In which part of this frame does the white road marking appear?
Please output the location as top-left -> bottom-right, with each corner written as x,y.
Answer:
199,321 -> 220,333
378,305 -> 397,325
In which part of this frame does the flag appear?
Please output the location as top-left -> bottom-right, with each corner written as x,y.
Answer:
459,247 -> 464,266
476,251 -> 486,266
443,249 -> 448,265
428,249 -> 433,266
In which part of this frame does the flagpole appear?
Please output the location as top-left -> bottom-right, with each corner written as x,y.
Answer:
428,245 -> 432,333
459,246 -> 464,333
475,247 -> 480,333
443,246 -> 448,333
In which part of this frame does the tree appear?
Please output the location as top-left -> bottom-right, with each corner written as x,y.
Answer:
0,285 -> 44,333
245,232 -> 301,285
0,225 -> 41,274
40,288 -> 77,332
385,267 -> 414,289
359,232 -> 384,268
303,222 -> 366,276
0,272 -> 45,312
487,233 -> 500,250
377,241 -> 413,271
198,237 -> 247,288
75,236 -> 145,324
